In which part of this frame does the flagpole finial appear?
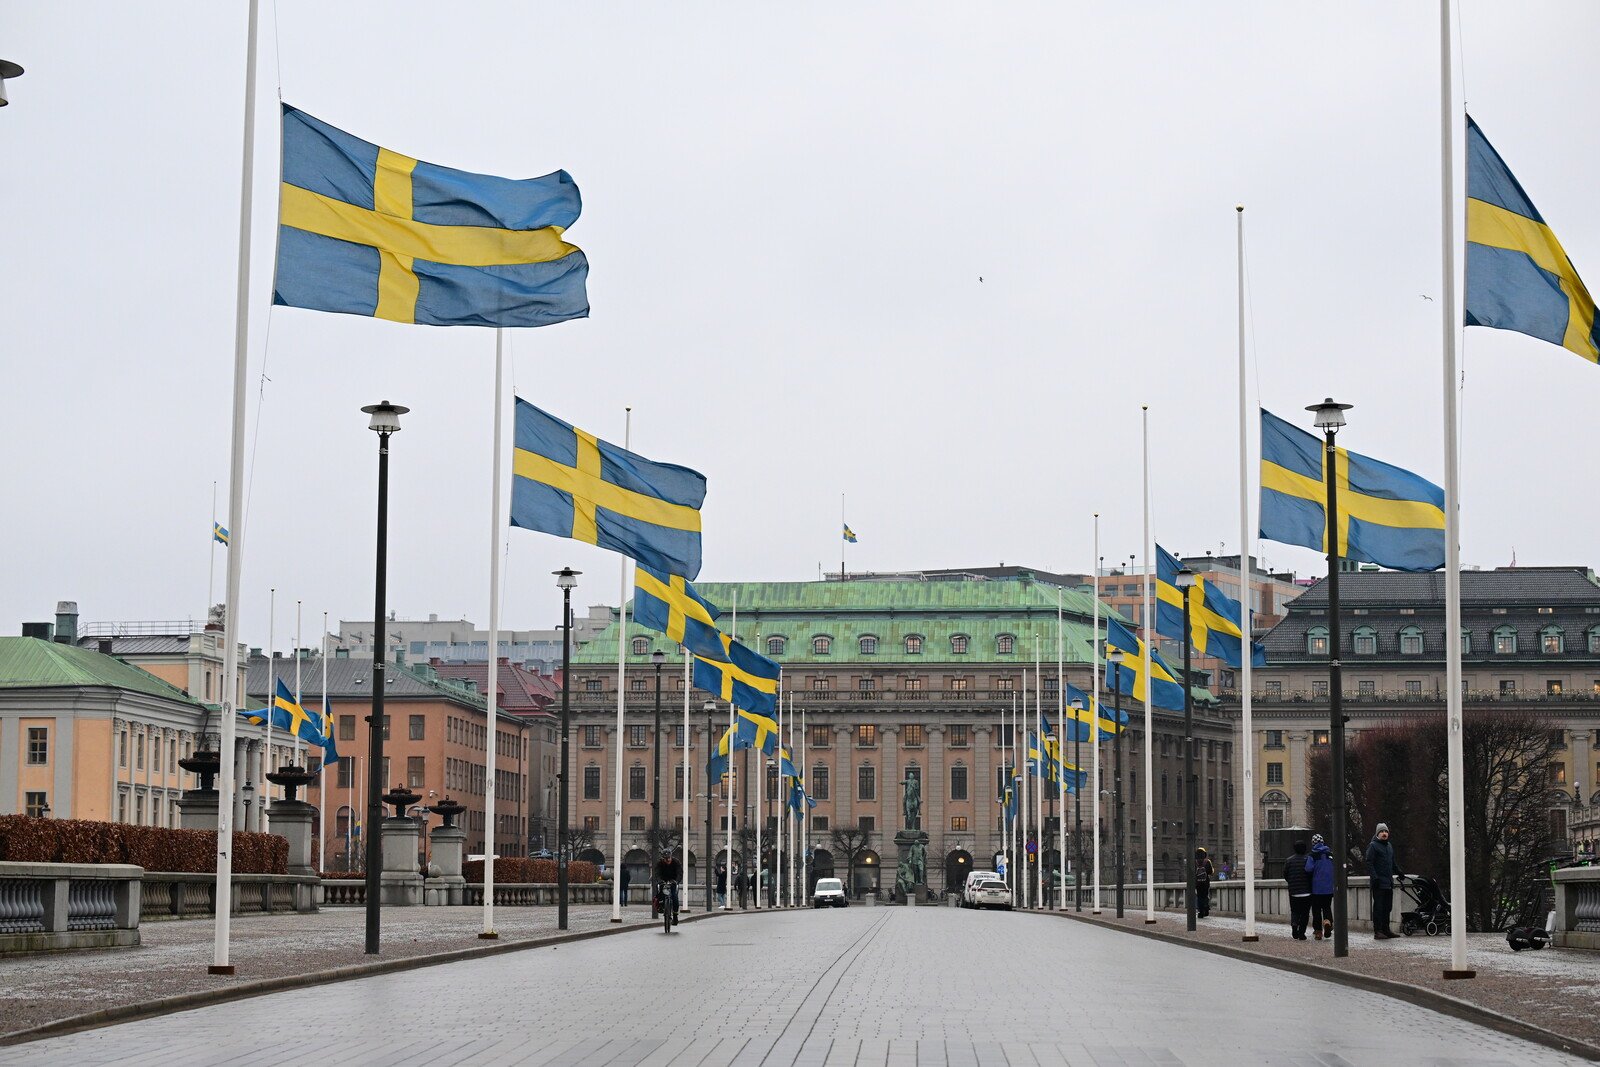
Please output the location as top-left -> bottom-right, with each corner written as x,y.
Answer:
1236,204 -> 1244,213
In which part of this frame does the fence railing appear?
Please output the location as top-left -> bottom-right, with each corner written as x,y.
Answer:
1554,867 -> 1600,948
139,872 -> 319,920
0,862 -> 142,954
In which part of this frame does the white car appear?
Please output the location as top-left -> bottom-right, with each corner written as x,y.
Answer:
971,879 -> 1012,911
812,877 -> 848,908
962,870 -> 999,907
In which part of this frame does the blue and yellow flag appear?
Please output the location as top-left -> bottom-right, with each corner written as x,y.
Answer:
1061,682 -> 1126,741
1466,116 -> 1597,364
1027,731 -> 1085,791
1259,408 -> 1444,573
707,709 -> 782,778
240,679 -> 340,765
274,105 -> 588,328
788,780 -> 816,819
633,568 -> 727,663
1001,773 -> 1020,827
511,398 -> 706,579
212,523 -> 230,546
1154,545 -> 1266,669
842,524 -> 858,543
693,634 -> 780,718
1104,617 -> 1186,711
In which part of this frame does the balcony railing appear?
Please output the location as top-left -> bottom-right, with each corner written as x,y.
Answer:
1233,688 -> 1600,704
563,688 -> 1038,709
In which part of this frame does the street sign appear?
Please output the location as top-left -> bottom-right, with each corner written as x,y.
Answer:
1025,840 -> 1038,855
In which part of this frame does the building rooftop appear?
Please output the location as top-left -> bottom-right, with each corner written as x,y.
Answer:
0,637 -> 203,705
245,654 -> 489,712
1285,566 -> 1600,609
429,659 -> 557,715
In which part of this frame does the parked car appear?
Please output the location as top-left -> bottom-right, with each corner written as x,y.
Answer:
812,877 -> 848,908
963,870 -> 1000,907
971,879 -> 1013,911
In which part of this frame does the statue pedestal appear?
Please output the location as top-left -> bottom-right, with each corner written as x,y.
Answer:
892,829 -> 929,905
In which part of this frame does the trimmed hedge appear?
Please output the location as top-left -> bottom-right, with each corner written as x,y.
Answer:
0,816 -> 288,874
463,857 -> 598,884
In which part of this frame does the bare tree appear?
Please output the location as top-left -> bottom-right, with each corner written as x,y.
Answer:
559,825 -> 596,862
643,825 -> 682,857
830,823 -> 873,898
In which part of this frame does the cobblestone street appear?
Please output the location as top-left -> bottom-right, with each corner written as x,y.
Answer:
1,905 -> 1588,1066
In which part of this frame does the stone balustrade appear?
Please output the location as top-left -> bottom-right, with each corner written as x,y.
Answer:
1553,866 -> 1600,949
0,862 -> 141,955
139,872 -> 319,920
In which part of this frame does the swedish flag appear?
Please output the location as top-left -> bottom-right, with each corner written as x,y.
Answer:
707,709 -> 782,778
1104,617 -> 1186,712
511,398 -> 706,579
1154,545 -> 1266,669
1062,682 -> 1127,741
212,523 -> 230,546
239,679 -> 340,765
1259,408 -> 1444,573
633,568 -> 727,663
1027,731 -> 1085,792
274,105 -> 588,328
842,524 -> 858,543
693,634 -> 780,718
1466,116 -> 1598,364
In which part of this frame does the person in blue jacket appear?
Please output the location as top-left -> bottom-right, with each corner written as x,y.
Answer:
1306,834 -> 1335,941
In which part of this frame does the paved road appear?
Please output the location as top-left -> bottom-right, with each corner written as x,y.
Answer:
2,907 -> 1583,1066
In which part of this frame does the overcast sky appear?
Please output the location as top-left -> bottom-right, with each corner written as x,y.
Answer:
4,2 -> 1599,650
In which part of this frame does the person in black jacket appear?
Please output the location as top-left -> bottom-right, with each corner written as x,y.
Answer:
1283,840 -> 1313,940
1365,823 -> 1402,939
1194,847 -> 1215,918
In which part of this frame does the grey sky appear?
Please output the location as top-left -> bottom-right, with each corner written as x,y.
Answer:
4,2 -> 1598,649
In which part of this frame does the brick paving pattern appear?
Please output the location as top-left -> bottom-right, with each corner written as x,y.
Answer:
1,905 -> 1589,1065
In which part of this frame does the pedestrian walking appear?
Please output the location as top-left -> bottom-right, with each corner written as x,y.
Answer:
1283,840 -> 1312,940
1365,823 -> 1402,940
620,864 -> 631,906
1306,834 -> 1335,941
715,863 -> 728,907
1194,847 -> 1215,918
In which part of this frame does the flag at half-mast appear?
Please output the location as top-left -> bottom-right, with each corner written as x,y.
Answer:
273,105 -> 588,328
1104,617 -> 1186,712
1258,409 -> 1444,573
694,633 -> 780,718
510,398 -> 706,580
240,678 -> 340,766
1153,544 -> 1266,669
1061,681 -> 1127,741
1465,116 -> 1598,364
707,708 -> 782,778
633,567 -> 728,663
212,523 -> 230,546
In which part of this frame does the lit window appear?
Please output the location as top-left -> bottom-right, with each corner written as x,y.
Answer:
997,635 -> 1015,654
1542,627 -> 1565,654
1494,626 -> 1517,654
811,677 -> 830,692
812,766 -> 830,799
859,635 -> 877,655
950,816 -> 968,831
905,635 -> 923,655
1306,626 -> 1329,656
631,637 -> 650,656
856,724 -> 877,748
812,636 -> 832,655
903,724 -> 924,747
951,635 -> 969,654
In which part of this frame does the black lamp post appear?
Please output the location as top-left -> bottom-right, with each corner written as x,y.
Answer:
650,648 -> 666,915
1072,697 -> 1084,912
0,59 -> 23,107
1176,564 -> 1197,932
1110,651 -> 1126,918
1309,396 -> 1354,958
554,566 -> 580,931
360,399 -> 406,955
703,700 -> 716,912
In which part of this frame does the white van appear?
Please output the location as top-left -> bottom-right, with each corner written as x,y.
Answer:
962,870 -> 1000,907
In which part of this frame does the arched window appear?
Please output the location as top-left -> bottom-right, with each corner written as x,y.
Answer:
630,636 -> 650,656
996,634 -> 1015,655
1353,626 -> 1377,655
905,635 -> 924,655
1399,625 -> 1423,655
1306,625 -> 1329,656
859,635 -> 878,655
766,636 -> 786,656
1493,625 -> 1518,655
1541,625 -> 1565,654
950,634 -> 969,654
812,635 -> 832,656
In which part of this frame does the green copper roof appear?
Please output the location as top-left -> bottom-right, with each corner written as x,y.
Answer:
0,637 -> 203,704
572,578 -> 1121,666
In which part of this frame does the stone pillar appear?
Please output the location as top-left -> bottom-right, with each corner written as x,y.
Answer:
975,724 -> 995,863
833,724 -> 854,828
427,823 -> 467,905
927,725 -> 947,890
1287,731 -> 1310,828
267,798 -> 317,876
380,817 -> 424,905
177,791 -> 219,830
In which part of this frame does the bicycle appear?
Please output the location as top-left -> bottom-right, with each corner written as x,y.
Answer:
657,881 -> 679,933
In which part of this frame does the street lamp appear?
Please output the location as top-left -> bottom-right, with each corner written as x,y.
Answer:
1072,697 -> 1084,912
1308,396 -> 1354,958
650,648 -> 666,915
360,400 -> 406,956
554,566 -> 580,931
0,59 -> 23,107
241,780 -> 256,831
1175,564 -> 1198,932
703,700 -> 716,912
1109,650 -> 1126,918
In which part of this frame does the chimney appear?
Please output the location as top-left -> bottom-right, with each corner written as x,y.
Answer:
98,639 -> 113,655
21,622 -> 53,640
54,601 -> 78,645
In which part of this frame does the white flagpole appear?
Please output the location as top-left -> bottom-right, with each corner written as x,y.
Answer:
483,328 -> 507,939
1056,591 -> 1066,910
293,600 -> 302,764
777,689 -> 785,907
1092,512 -> 1100,913
681,648 -> 690,910
755,681 -> 764,911
725,591 -> 736,909
211,0 -> 263,974
611,408 -> 632,925
320,612 -> 328,871
1092,606 -> 1102,912
1236,205 -> 1259,943
1438,0 -> 1472,979
1023,672 -> 1032,909
265,588 -> 275,810
800,699 -> 807,902
1009,690 -> 1017,903
208,480 -> 218,618
1035,648 -> 1045,909
1141,407 -> 1156,923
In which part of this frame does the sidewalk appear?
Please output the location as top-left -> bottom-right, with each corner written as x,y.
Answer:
1055,906 -> 1600,1056
0,904 -> 687,1040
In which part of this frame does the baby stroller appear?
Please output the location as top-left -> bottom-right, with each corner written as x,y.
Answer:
1397,874 -> 1451,936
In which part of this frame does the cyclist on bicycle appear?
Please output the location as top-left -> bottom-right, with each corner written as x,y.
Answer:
655,849 -> 683,925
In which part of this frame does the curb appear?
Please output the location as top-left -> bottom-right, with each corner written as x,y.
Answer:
1047,909 -> 1600,1063
0,909 -> 726,1047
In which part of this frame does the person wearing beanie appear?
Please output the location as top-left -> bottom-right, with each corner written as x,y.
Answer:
1306,834 -> 1335,940
1365,823 -> 1401,939
1284,840 -> 1313,939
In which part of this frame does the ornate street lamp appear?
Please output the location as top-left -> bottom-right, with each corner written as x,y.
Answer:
650,648 -> 666,915
1176,564 -> 1198,932
554,566 -> 580,930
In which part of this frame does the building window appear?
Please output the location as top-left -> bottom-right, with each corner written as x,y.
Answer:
583,815 -> 600,833
628,725 -> 648,748
1266,763 -> 1283,785
858,816 -> 875,833
24,792 -> 47,818
810,725 -> 830,748
584,725 -> 602,747
1589,627 -> 1600,654
950,678 -> 970,697
812,636 -> 832,656
1312,731 -> 1329,747
631,636 -> 650,656
812,765 -> 830,800
629,766 -> 646,800
1494,626 -> 1518,654
585,679 -> 602,692
904,677 -> 924,697
407,756 -> 426,789
1353,626 -> 1377,655
858,677 -> 877,696
1499,679 -> 1517,695
1266,809 -> 1285,829
950,816 -> 968,832
629,815 -> 646,831
1265,680 -> 1282,698
1358,680 -> 1375,696
859,635 -> 878,655
1312,680 -> 1329,698
948,724 -> 969,748
26,727 -> 48,765
1462,629 -> 1472,655
409,715 -> 425,741
1306,626 -> 1329,656
903,724 -> 924,747
811,677 -> 830,692
766,636 -> 786,656
1264,730 -> 1283,749
858,765 -> 876,801
856,724 -> 877,748
675,724 -> 686,747
1405,680 -> 1422,694
1542,627 -> 1565,654
338,760 -> 353,789
812,816 -> 830,831
1400,626 -> 1423,655
951,635 -> 970,655
997,634 -> 1015,654
583,765 -> 601,800
1547,679 -> 1564,696
1548,763 -> 1567,787
905,635 -> 923,655
996,677 -> 1014,692
950,764 -> 968,800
